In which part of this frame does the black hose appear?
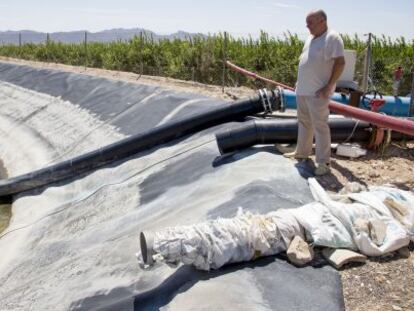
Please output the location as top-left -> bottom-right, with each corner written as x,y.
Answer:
0,90 -> 281,196
216,118 -> 414,155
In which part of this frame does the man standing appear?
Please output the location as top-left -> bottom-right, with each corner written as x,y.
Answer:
284,10 -> 345,176
392,66 -> 403,97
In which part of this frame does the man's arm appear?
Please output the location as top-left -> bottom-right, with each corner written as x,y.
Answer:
316,56 -> 346,98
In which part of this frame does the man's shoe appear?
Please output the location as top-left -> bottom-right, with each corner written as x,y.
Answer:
314,163 -> 331,176
283,151 -> 309,160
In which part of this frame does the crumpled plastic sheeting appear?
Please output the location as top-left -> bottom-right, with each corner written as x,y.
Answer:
146,178 -> 414,270
151,208 -> 303,270
350,185 -> 414,234
306,178 -> 414,256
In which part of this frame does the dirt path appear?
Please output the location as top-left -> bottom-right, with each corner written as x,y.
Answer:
0,57 -> 413,310
0,56 -> 256,101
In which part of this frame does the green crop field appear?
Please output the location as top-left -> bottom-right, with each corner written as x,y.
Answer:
1,32 -> 413,95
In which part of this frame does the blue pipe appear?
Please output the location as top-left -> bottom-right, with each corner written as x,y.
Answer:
360,94 -> 412,117
282,89 -> 411,117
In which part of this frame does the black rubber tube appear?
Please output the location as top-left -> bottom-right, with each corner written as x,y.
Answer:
216,118 -> 414,155
0,90 -> 280,196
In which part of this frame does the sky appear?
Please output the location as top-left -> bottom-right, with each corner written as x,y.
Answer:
0,0 -> 413,40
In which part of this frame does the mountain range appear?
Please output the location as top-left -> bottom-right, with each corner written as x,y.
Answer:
0,28 -> 206,44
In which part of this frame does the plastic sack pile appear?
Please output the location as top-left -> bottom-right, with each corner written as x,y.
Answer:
139,178 -> 414,270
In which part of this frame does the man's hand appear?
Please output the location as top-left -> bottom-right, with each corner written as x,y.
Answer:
316,56 -> 345,99
315,84 -> 334,99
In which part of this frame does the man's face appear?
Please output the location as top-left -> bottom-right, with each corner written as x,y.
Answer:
306,14 -> 324,36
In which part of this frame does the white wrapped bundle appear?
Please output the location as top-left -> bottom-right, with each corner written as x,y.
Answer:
140,208 -> 303,270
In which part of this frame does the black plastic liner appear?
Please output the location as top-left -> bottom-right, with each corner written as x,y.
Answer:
0,63 -> 348,311
0,90 -> 279,196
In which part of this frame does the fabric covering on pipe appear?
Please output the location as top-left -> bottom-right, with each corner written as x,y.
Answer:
0,62 -> 343,311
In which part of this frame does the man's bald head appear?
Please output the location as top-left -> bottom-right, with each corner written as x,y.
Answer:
307,10 -> 327,22
306,10 -> 328,37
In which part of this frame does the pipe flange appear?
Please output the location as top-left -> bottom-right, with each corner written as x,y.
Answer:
368,126 -> 385,149
383,128 -> 392,148
140,231 -> 155,265
258,88 -> 273,115
275,86 -> 285,112
258,89 -> 267,114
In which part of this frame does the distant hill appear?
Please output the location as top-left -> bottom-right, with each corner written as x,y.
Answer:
0,28 -> 206,44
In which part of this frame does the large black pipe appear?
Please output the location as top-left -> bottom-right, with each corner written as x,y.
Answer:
216,118 -> 414,155
0,90 -> 281,196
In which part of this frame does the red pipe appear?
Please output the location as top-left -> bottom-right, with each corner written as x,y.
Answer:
226,61 -> 414,136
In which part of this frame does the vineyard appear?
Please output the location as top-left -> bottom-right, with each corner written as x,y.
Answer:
0,32 -> 413,95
